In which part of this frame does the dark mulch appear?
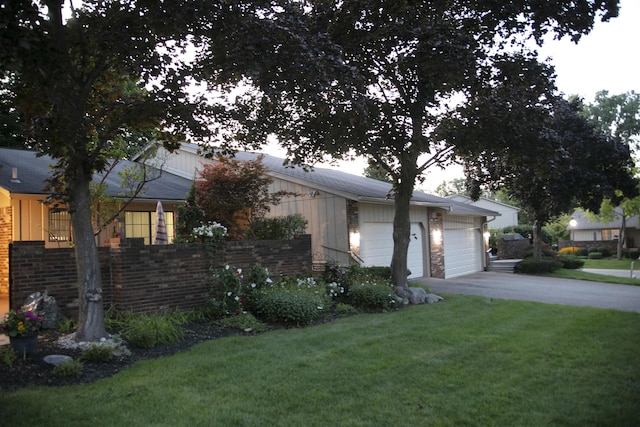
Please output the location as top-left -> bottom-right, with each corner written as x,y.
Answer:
0,322 -> 241,391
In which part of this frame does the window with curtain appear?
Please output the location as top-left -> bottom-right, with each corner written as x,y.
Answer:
124,211 -> 174,244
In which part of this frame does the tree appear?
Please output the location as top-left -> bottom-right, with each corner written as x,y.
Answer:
462,97 -> 638,259
581,91 -> 640,259
363,160 -> 392,183
195,156 -> 291,240
195,0 -> 621,288
0,1 -> 224,341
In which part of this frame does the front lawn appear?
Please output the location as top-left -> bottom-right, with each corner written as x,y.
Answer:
1,296 -> 639,426
581,257 -> 639,270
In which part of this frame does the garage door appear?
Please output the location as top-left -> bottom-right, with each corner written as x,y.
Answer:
360,223 -> 424,278
443,228 -> 482,278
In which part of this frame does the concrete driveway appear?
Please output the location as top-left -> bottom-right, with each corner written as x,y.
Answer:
412,271 -> 640,313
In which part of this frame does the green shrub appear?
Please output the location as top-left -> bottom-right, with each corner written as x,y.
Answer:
0,345 -> 16,368
348,282 -> 397,312
577,248 -> 589,257
598,247 -> 612,258
334,302 -> 358,316
222,312 -> 267,333
251,288 -> 324,326
514,258 -> 562,274
247,214 -> 308,240
557,255 -> 584,270
323,260 -> 347,285
52,359 -> 84,377
588,252 -> 603,259
81,344 -> 114,363
125,313 -> 184,349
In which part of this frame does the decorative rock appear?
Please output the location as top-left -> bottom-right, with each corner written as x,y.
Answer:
43,354 -> 73,366
408,287 -> 428,304
425,293 -> 444,304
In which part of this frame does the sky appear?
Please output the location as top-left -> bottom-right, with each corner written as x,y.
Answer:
264,0 -> 640,191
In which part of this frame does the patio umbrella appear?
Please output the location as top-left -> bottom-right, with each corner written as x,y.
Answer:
154,201 -> 168,245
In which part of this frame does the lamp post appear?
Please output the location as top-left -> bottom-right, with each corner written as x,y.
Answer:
569,218 -> 577,255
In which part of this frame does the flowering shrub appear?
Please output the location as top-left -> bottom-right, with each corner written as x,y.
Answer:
1,309 -> 43,337
323,261 -> 347,285
208,265 -> 244,317
192,221 -> 227,242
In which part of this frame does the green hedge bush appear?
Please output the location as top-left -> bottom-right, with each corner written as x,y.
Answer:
250,288 -> 325,326
588,252 -> 603,259
348,282 -> 397,312
557,255 -> 584,270
514,258 -> 562,274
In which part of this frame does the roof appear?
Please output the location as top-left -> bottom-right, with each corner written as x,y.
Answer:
0,147 -> 191,202
445,194 -> 520,212
179,143 -> 499,217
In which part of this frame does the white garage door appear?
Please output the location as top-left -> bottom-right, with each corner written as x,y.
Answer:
443,228 -> 483,278
360,223 -> 424,278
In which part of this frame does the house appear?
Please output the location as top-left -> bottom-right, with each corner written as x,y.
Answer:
157,143 -> 500,280
0,147 -> 193,296
568,209 -> 640,249
445,194 -> 519,230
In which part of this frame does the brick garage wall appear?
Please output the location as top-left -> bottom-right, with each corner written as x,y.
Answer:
9,236 -> 312,316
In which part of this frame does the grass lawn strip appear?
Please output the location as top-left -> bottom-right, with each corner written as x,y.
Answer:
1,296 -> 639,426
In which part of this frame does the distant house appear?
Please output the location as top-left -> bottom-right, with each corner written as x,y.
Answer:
445,194 -> 519,230
0,147 -> 192,296
156,143 -> 500,280
569,209 -> 640,249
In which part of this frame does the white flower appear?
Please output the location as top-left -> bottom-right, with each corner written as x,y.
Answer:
227,292 -> 232,296
251,283 -> 256,288
225,265 -> 230,270
266,278 -> 272,284
234,296 -> 240,301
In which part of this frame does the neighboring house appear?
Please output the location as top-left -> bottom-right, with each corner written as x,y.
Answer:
445,194 -> 519,230
0,147 -> 192,296
569,209 -> 640,249
156,143 -> 500,280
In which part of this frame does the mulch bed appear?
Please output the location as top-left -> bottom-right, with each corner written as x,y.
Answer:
0,322 -> 241,391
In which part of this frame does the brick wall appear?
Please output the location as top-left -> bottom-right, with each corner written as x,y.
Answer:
9,235 -> 312,317
497,236 -> 530,259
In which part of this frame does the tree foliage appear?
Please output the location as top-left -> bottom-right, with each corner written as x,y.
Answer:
194,0 -> 621,286
195,156 -> 291,240
0,0 -> 224,341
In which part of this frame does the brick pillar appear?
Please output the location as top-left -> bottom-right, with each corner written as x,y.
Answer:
429,211 -> 445,279
0,206 -> 12,297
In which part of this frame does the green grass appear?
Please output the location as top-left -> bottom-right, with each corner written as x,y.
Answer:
2,297 -> 639,426
581,258 -> 639,270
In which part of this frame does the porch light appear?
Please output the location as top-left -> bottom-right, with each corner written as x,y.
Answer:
432,229 -> 442,245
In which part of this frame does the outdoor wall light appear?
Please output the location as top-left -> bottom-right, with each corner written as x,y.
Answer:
432,229 -> 442,245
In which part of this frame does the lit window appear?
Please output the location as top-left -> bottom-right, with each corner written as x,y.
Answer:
125,211 -> 174,244
48,209 -> 72,242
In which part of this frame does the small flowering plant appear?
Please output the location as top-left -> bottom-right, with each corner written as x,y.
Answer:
1,308 -> 43,338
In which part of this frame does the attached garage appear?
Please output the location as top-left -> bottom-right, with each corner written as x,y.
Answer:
443,215 -> 484,279
360,222 -> 425,278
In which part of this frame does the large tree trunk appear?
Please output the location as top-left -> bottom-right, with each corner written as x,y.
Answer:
532,220 -> 543,260
70,173 -> 107,342
617,215 -> 626,260
390,178 -> 415,291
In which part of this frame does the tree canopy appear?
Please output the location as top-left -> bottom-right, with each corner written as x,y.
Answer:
194,0 -> 622,287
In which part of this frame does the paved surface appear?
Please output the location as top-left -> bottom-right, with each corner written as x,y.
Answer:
413,271 -> 640,313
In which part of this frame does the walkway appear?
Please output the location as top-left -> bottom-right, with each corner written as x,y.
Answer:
413,271 -> 640,313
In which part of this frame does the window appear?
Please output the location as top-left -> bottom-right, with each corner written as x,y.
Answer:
48,209 -> 72,242
601,229 -> 618,241
124,211 -> 174,244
